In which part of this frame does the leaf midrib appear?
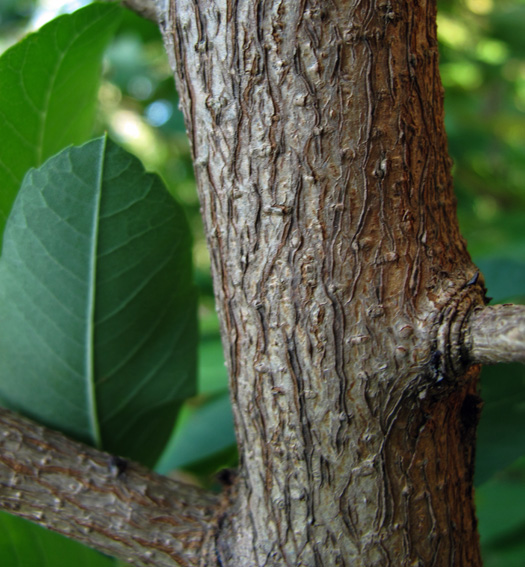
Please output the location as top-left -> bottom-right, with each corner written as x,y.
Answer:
86,136 -> 106,447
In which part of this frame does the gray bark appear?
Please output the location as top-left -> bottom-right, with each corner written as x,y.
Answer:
156,0 -> 484,565
466,304 -> 525,365
0,408 -> 220,567
2,0 -> 525,566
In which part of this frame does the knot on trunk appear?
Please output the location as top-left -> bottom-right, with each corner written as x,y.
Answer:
431,274 -> 487,381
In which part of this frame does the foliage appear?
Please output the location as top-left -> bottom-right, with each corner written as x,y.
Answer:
0,135 -> 197,467
0,4 -> 199,564
0,0 -> 523,564
0,511 -> 115,567
0,2 -> 122,241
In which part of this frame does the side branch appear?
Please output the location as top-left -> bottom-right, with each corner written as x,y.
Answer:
466,304 -> 525,365
121,0 -> 157,21
97,0 -> 158,21
0,408 -> 220,567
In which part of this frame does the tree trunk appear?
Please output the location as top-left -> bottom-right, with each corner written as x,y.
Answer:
157,0 -> 484,565
6,0 -> 525,565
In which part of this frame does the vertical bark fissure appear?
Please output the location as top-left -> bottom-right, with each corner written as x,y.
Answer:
158,1 -> 484,565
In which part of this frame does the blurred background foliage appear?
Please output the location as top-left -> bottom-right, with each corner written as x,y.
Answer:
0,0 -> 524,565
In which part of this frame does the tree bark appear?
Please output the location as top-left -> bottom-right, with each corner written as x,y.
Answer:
156,0 -> 485,565
466,304 -> 525,365
3,0 -> 525,565
0,407 -> 220,567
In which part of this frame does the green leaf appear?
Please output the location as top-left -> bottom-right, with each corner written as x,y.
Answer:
156,392 -> 236,474
0,2 -> 122,239
0,136 -> 197,467
476,363 -> 525,486
0,511 -> 115,567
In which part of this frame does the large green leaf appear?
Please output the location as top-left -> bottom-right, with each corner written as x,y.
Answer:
0,510 -> 115,567
0,2 -> 121,238
0,136 -> 197,467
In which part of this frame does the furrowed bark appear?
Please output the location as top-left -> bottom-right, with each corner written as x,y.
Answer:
6,0 -> 525,565
157,0 -> 486,565
0,408 -> 220,567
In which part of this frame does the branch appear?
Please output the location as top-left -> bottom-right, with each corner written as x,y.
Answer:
466,304 -> 525,365
0,408 -> 221,567
121,0 -> 157,21
96,0 -> 158,22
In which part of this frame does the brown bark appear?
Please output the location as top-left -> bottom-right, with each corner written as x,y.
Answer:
2,0 -> 524,565
157,0 -> 485,565
0,408 -> 220,567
